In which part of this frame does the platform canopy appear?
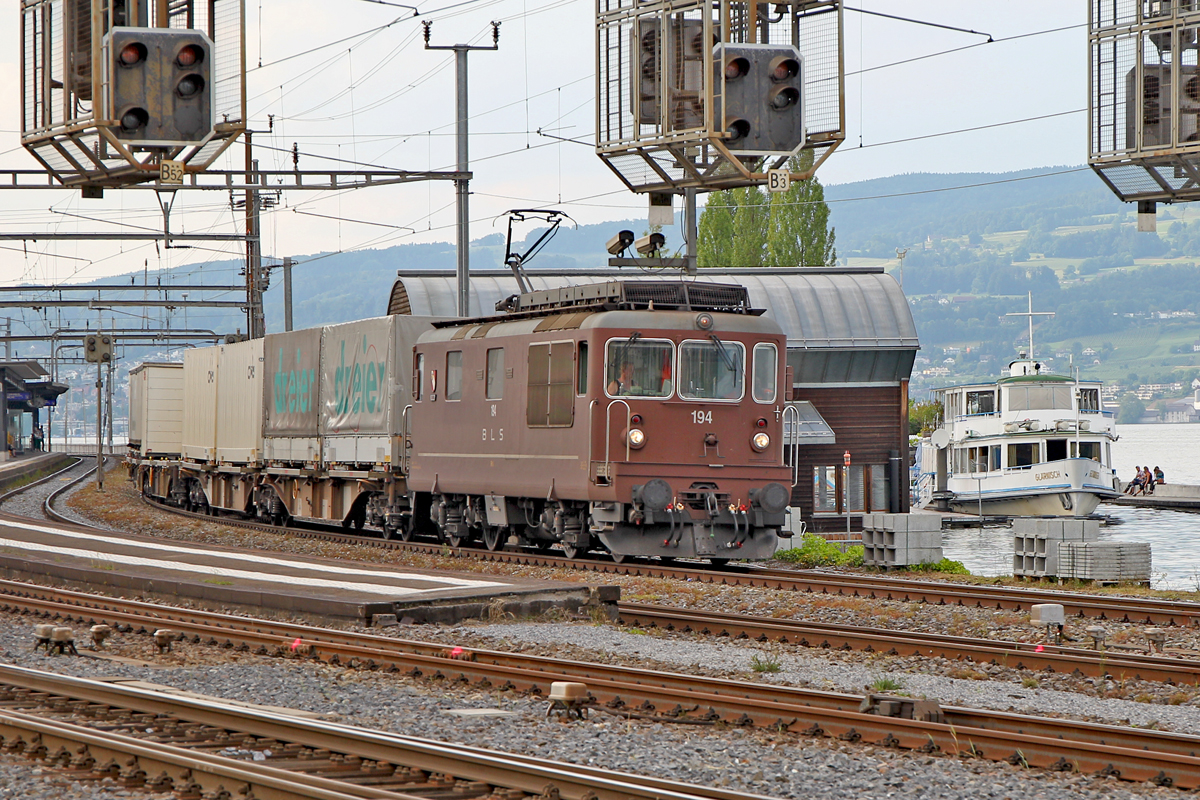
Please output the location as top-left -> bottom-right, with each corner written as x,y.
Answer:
390,268 -> 920,385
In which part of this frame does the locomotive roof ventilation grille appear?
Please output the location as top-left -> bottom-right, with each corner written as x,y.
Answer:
497,280 -> 755,315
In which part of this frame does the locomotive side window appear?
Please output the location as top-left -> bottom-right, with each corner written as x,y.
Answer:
486,348 -> 504,400
446,351 -> 462,401
527,342 -> 575,427
576,342 -> 588,395
679,339 -> 745,401
605,338 -> 674,398
413,353 -> 424,401
752,343 -> 777,404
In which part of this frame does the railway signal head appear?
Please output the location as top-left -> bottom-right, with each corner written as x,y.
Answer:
84,333 -> 114,364
106,28 -> 214,146
716,43 -> 805,156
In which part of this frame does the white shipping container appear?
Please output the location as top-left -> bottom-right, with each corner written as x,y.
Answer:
216,338 -> 265,464
182,346 -> 220,462
130,363 -> 184,456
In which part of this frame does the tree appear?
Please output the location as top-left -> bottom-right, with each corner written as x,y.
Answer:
908,399 -> 942,436
697,150 -> 835,267
766,152 -> 836,267
1117,393 -> 1145,424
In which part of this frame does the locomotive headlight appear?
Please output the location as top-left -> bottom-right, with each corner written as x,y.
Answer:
751,432 -> 770,452
627,428 -> 647,449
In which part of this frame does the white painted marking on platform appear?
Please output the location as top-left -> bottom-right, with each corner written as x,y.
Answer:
0,519 -> 506,595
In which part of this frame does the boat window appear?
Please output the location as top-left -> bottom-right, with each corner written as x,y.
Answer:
486,348 -> 504,400
605,338 -> 674,398
446,351 -> 462,401
1007,384 -> 1072,411
1046,439 -> 1067,462
679,339 -> 745,401
1072,441 -> 1101,461
752,343 -> 777,404
991,446 -> 1002,471
1077,387 -> 1100,412
965,390 -> 995,415
1007,442 -> 1038,468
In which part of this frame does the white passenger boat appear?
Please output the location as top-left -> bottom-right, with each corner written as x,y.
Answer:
916,354 -> 1121,517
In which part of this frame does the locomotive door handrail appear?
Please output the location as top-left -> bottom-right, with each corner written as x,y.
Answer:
782,402 -> 801,487
602,398 -> 632,482
401,404 -> 413,474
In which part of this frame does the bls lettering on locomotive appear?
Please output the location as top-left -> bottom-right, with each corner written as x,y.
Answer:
332,337 -> 387,415
273,348 -> 315,414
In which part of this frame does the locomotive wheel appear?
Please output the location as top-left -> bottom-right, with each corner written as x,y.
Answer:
446,531 -> 470,548
481,524 -> 505,552
561,543 -> 581,560
609,551 -> 628,564
398,524 -> 415,542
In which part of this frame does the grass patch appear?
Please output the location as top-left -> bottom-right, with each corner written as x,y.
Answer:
750,654 -> 782,673
1021,677 -> 1039,689
909,558 -> 970,575
870,675 -> 904,692
202,579 -> 233,586
776,533 -> 864,568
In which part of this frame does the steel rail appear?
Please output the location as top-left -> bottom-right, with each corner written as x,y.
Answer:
0,455 -> 81,510
616,602 -> 1200,683
0,664 -> 776,800
134,494 -> 1200,628
5,581 -> 1200,782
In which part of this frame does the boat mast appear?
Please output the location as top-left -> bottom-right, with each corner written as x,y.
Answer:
1005,292 -> 1055,367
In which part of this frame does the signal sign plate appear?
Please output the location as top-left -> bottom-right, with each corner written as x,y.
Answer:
767,169 -> 791,193
160,159 -> 184,184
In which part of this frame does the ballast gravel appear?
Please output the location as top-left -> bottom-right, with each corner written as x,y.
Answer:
0,616 -> 1185,800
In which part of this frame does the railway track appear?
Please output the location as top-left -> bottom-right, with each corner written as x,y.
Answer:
4,580 -> 1200,788
0,663 -> 764,800
140,493 -> 1200,628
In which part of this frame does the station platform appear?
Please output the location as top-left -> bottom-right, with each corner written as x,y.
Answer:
0,451 -> 75,488
0,515 -> 614,625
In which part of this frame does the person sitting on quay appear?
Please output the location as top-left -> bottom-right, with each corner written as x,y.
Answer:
1144,465 -> 1155,495
1154,466 -> 1165,486
1126,468 -> 1145,496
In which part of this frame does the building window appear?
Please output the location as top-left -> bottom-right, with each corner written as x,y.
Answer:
527,342 -> 574,427
813,466 -> 837,512
413,353 -> 424,401
752,343 -> 777,404
446,351 -> 462,401
486,348 -> 504,400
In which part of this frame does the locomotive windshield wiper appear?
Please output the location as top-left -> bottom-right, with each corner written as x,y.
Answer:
616,331 -> 641,364
709,334 -> 737,372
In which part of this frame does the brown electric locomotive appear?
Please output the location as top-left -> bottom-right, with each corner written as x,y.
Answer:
405,280 -> 794,563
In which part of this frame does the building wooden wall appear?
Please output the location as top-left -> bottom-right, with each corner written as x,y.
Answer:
790,382 -> 909,532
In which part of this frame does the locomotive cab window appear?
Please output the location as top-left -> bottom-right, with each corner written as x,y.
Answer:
679,339 -> 745,401
576,342 -> 588,395
605,338 -> 674,398
446,351 -> 462,401
486,348 -> 504,400
752,343 -> 777,404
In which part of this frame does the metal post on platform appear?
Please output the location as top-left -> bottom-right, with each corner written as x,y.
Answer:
844,450 -> 851,540
95,363 -> 103,491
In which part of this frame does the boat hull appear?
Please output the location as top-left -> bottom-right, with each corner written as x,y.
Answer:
943,458 -> 1118,518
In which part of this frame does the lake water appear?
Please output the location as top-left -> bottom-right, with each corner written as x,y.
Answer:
942,423 -> 1200,590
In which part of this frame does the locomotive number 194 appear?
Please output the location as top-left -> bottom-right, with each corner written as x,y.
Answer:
691,410 -> 712,424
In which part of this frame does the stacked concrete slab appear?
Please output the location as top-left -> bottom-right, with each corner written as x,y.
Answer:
1011,519 -> 1099,578
862,514 -> 943,568
1057,541 -> 1151,583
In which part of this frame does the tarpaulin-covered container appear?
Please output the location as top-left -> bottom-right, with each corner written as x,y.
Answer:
320,317 -> 395,465
263,327 -> 321,463
216,338 -> 265,464
129,362 -> 183,456
182,345 -> 220,462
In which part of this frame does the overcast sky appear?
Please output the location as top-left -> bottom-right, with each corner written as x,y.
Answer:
0,1 -> 1086,291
